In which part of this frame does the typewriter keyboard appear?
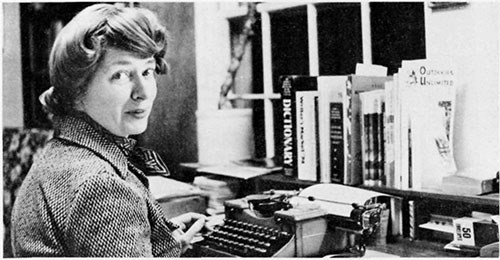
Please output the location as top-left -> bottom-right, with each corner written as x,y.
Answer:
197,218 -> 293,257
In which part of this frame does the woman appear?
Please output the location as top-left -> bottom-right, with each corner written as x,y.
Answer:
11,3 -> 207,257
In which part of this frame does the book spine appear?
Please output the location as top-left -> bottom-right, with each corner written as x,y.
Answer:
361,102 -> 372,185
281,76 -> 296,177
384,80 -> 396,188
317,77 -> 331,183
393,72 -> 402,189
360,90 -> 385,186
375,93 -> 385,186
379,95 -> 386,186
314,96 -> 321,182
399,73 -> 410,190
330,102 -> 345,183
345,79 -> 354,185
360,91 -> 373,186
408,119 -> 413,189
370,100 -> 378,185
296,90 -> 319,181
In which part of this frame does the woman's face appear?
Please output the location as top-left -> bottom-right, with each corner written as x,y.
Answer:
78,48 -> 158,137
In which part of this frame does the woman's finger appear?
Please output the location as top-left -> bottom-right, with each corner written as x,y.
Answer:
183,217 -> 206,241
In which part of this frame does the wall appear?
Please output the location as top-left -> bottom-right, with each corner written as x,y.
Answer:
425,1 -> 499,178
194,2 -> 231,112
138,2 -> 198,180
2,3 -> 24,128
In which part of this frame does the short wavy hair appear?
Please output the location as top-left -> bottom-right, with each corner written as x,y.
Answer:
42,4 -> 168,115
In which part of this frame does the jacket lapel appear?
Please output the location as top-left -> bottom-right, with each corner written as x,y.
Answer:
53,115 -> 129,179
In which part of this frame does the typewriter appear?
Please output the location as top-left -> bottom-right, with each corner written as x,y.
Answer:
186,184 -> 391,257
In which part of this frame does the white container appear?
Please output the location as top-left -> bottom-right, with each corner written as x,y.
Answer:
196,108 -> 255,164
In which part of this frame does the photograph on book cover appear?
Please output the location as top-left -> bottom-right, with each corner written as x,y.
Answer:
3,0 -> 499,258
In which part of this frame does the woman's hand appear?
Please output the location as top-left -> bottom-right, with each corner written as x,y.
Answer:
170,212 -> 208,253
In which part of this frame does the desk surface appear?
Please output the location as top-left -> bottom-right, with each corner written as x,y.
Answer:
367,238 -> 478,257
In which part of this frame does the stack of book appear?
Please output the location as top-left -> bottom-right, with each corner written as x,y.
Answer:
193,175 -> 240,215
279,59 -> 459,191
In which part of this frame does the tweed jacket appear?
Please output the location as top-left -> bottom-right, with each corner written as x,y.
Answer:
10,115 -> 182,257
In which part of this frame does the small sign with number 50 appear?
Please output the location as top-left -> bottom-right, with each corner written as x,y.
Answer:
453,217 -> 476,246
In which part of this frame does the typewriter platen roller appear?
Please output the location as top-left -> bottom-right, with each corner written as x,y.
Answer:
186,184 -> 389,257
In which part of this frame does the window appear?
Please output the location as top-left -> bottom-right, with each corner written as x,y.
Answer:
197,2 -> 426,160
370,2 -> 426,75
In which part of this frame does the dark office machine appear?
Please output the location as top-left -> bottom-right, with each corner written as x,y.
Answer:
187,184 -> 390,257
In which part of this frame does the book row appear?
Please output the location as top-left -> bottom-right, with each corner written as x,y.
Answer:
280,60 -> 457,191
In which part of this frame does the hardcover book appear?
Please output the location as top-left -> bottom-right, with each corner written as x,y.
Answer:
280,75 -> 319,180
317,76 -> 347,183
383,79 -> 398,188
296,90 -> 320,181
360,89 -> 385,186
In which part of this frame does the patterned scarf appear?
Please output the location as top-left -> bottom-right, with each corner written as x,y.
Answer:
112,137 -> 170,177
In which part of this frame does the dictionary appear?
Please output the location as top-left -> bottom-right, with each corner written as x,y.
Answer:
280,75 -> 319,181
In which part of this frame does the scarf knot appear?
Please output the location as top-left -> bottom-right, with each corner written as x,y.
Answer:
113,137 -> 170,177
